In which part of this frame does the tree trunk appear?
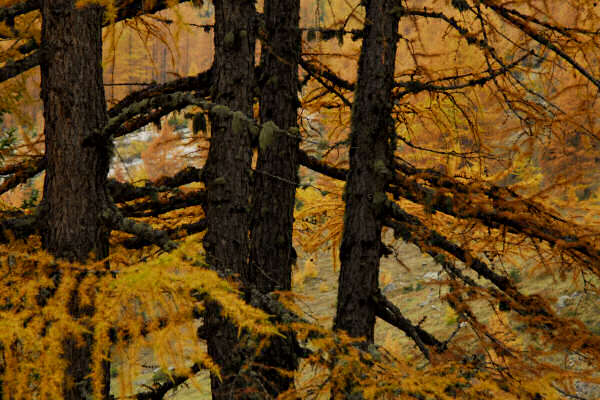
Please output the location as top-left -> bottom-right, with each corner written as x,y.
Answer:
201,0 -> 256,398
248,0 -> 301,394
334,0 -> 400,343
39,1 -> 111,398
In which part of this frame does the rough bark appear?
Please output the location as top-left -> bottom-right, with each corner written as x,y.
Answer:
250,0 -> 300,294
334,0 -> 400,342
39,1 -> 111,398
200,0 -> 256,398
247,0 -> 301,395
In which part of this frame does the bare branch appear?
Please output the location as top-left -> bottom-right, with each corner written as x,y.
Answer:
297,150 -> 347,181
394,52 -> 530,98
0,0 -> 193,85
0,157 -> 45,196
482,0 -> 600,89
372,290 -> 443,360
0,51 -> 39,83
0,0 -> 38,24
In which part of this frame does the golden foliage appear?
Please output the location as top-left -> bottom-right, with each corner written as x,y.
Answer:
0,238 -> 278,399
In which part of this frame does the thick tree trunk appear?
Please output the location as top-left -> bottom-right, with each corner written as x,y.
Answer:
248,0 -> 301,394
39,1 -> 111,398
334,0 -> 400,342
201,0 -> 256,398
250,0 -> 300,294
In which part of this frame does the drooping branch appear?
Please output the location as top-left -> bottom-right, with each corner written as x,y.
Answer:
299,59 -> 354,91
482,0 -> 600,90
381,200 -> 546,315
300,59 -> 352,107
297,150 -> 347,180
0,156 -> 43,176
479,1 -> 598,37
0,0 -> 193,85
393,52 -> 530,98
400,7 -> 499,56
389,170 -> 600,269
372,290 -> 443,360
382,201 -> 600,358
297,146 -> 600,279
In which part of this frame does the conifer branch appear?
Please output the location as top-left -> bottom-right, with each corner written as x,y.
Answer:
382,204 -> 600,357
0,0 -> 38,24
101,207 -> 177,252
482,0 -> 600,89
0,156 -> 43,176
108,67 -> 213,118
297,150 -> 347,180
95,92 -> 210,142
0,213 -> 37,242
0,0 -> 193,85
299,59 -> 354,91
372,290 -> 443,360
400,7 -> 498,55
108,166 -> 203,203
0,50 -> 39,83
394,52 -> 530,97
132,363 -> 202,400
0,156 -> 45,195
121,219 -> 206,249
119,190 -> 205,218
382,199 -> 554,315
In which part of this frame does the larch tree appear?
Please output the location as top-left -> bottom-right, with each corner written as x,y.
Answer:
247,0 -> 302,394
199,0 -> 258,398
39,1 -> 111,398
333,0 -> 400,344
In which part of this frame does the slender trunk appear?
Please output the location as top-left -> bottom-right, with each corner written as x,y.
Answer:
40,1 -> 111,398
334,0 -> 400,343
248,0 -> 301,394
201,0 -> 256,398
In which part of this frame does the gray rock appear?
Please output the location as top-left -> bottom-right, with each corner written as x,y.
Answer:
382,282 -> 397,294
423,271 -> 441,281
557,295 -> 572,308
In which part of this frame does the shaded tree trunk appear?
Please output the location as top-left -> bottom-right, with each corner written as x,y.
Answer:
248,0 -> 301,394
334,0 -> 400,342
201,0 -> 256,398
39,0 -> 111,398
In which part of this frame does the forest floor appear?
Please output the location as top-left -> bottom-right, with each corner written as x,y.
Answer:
110,231 -> 600,399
